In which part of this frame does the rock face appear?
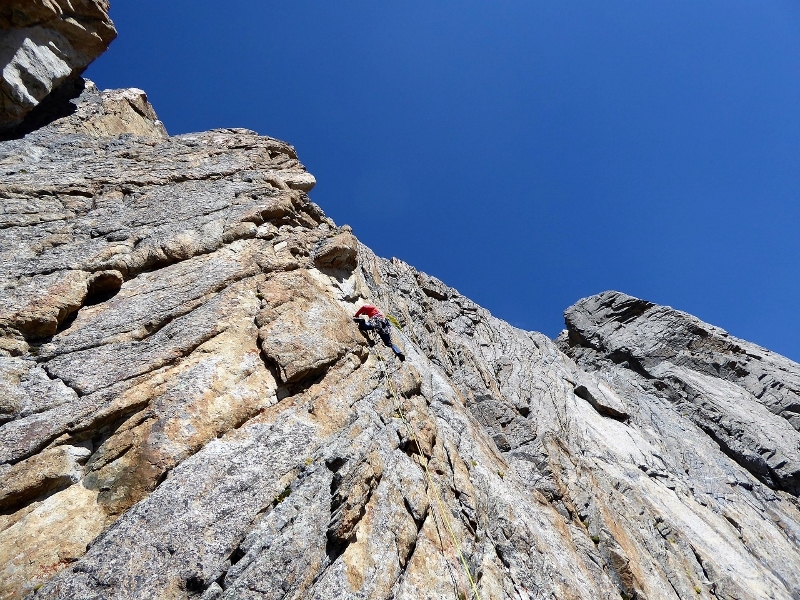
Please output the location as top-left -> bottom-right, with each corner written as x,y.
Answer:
559,291 -> 800,494
1,86 -> 800,600
0,0 -> 116,132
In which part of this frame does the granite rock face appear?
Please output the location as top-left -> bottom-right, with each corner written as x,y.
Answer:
0,0 -> 116,132
1,85 -> 800,600
559,291 -> 800,494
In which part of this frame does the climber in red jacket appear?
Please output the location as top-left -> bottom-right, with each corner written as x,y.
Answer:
354,303 -> 405,361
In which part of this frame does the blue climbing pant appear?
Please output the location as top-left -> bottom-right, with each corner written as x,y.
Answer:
357,317 -> 404,357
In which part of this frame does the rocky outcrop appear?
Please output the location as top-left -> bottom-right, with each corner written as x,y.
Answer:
0,0 -> 116,133
558,291 -> 800,495
1,85 -> 800,600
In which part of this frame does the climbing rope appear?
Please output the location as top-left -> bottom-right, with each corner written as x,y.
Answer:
372,345 -> 483,600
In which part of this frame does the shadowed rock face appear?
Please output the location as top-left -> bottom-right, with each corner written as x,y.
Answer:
2,86 -> 800,600
558,290 -> 800,495
0,0 -> 116,132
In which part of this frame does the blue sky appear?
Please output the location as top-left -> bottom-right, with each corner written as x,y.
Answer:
87,1 -> 800,360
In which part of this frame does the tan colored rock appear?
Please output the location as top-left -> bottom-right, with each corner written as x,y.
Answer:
0,334 -> 27,357
0,270 -> 89,338
81,277 -> 279,516
50,81 -> 168,138
313,230 -> 359,271
0,484 -> 105,600
256,269 -> 366,383
0,444 -> 90,512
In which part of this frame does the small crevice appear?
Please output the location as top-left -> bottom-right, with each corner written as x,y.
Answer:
0,476 -> 78,516
607,351 -> 653,380
41,365 -> 84,397
275,369 -> 326,400
395,498 -> 425,580
84,274 -> 123,307
689,545 -> 717,597
399,435 -> 424,459
185,576 -> 205,594
325,457 -> 381,565
229,546 -> 246,567
55,310 -> 80,335
153,468 -> 169,489
403,496 -> 426,531
324,533 -> 350,564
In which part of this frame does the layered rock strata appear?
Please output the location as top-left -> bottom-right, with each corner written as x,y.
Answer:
558,291 -> 800,494
1,83 -> 799,600
0,0 -> 116,132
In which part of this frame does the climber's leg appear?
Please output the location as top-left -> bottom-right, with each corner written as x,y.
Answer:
378,330 -> 405,361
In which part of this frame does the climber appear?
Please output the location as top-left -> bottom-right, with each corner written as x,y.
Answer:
354,303 -> 405,361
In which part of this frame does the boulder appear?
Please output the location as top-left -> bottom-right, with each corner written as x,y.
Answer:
312,230 -> 359,271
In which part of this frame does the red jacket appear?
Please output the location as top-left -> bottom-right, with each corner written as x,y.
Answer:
355,304 -> 383,319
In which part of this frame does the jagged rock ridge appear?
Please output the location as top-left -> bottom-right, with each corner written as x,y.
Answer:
1,81 -> 799,600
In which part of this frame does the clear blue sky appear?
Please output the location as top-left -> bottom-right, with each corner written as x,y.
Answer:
86,1 -> 800,361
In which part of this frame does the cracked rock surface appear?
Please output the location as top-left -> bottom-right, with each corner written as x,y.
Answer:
1,83 -> 800,600
0,0 -> 116,132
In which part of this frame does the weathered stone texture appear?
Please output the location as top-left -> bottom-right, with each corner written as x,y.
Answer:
0,0 -> 116,131
559,290 -> 800,495
1,85 -> 799,600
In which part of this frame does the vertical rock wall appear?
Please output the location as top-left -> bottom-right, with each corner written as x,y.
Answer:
1,84 -> 799,600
